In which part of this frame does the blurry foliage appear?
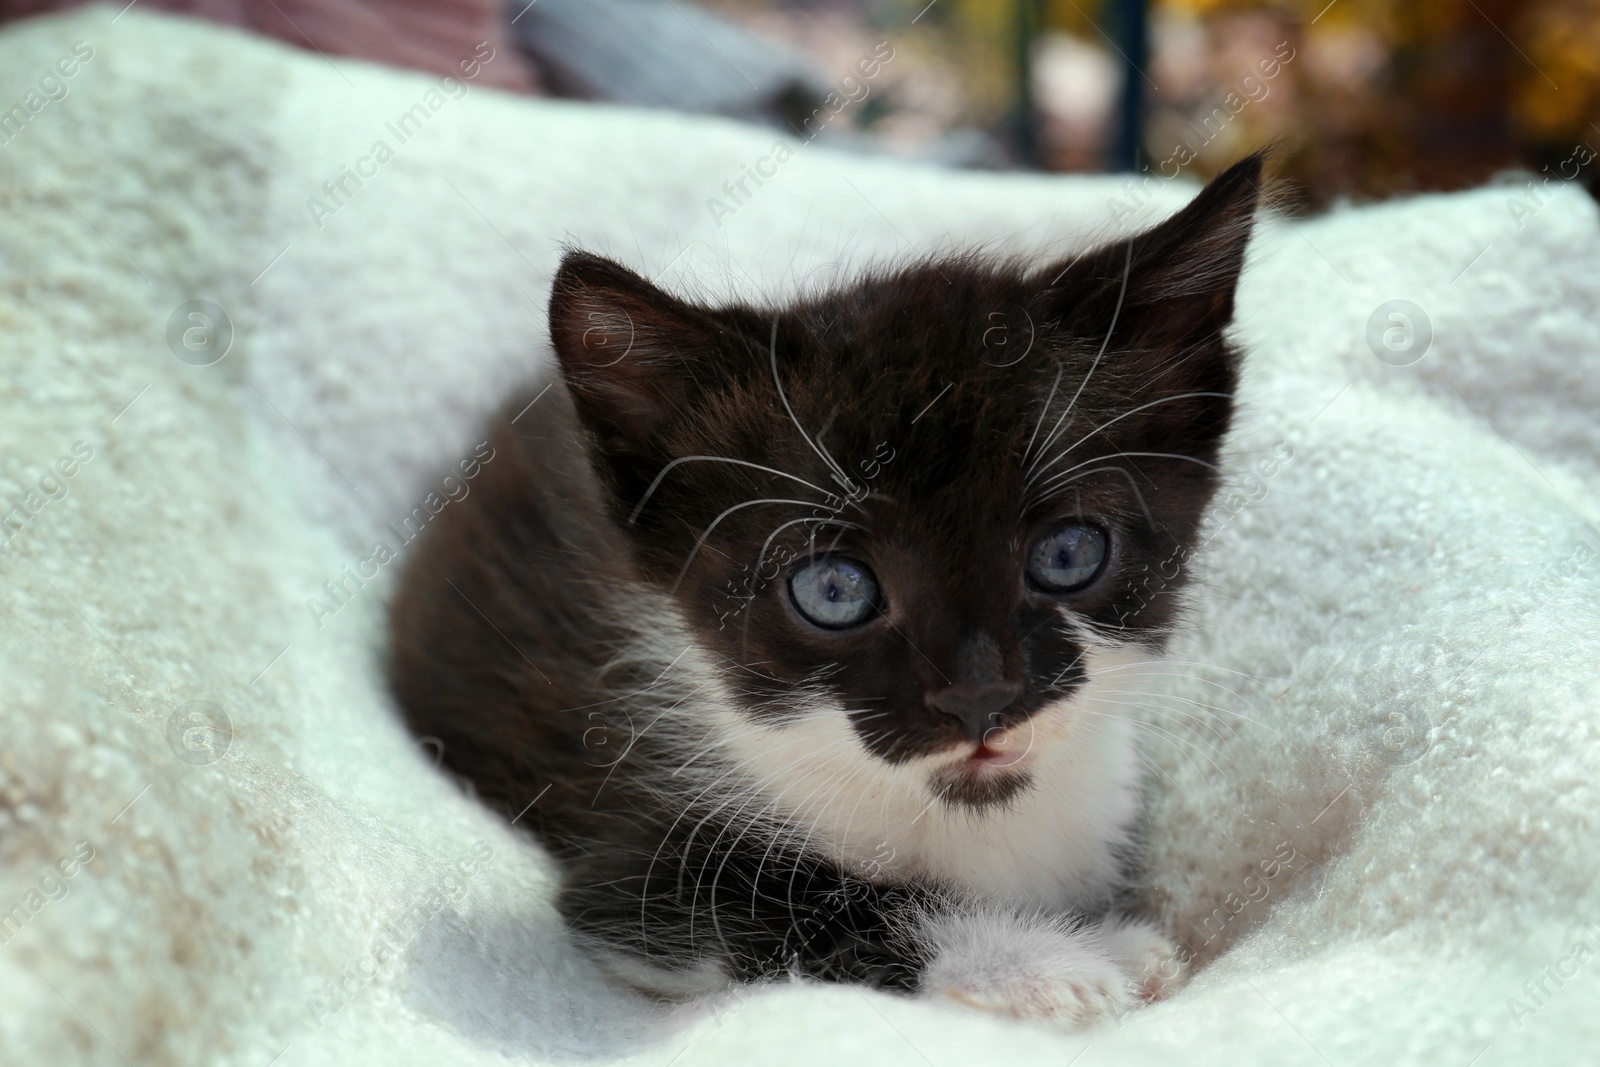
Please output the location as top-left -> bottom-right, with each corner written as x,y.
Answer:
1514,0 -> 1600,135
1113,0 -> 1600,205
707,0 -> 1600,205
704,0 -> 1021,159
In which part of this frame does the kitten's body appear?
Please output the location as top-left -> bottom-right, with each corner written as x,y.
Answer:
389,157 -> 1263,1026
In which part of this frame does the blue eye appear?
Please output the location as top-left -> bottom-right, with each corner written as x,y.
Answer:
789,557 -> 880,629
1027,523 -> 1108,592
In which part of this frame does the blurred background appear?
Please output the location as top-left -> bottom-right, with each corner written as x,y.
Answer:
676,0 -> 1600,209
6,0 -> 1597,210
680,0 -> 1600,208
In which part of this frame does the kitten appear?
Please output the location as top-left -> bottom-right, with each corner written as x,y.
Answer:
388,154 -> 1262,1028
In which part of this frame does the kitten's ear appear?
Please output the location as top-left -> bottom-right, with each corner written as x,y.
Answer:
547,251 -> 718,455
1042,152 -> 1263,366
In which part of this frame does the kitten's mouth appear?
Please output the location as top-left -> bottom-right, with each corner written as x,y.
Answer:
957,728 -> 1031,771
930,728 -> 1036,810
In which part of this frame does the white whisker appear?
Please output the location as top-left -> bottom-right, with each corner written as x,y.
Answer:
1022,361 -> 1065,467
629,455 -> 836,524
769,319 -> 862,501
670,496 -> 831,593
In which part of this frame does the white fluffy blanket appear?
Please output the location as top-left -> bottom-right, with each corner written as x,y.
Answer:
3,9 -> 1598,1065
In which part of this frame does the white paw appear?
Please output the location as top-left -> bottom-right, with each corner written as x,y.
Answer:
933,952 -> 1134,1030
918,909 -> 1140,1031
1096,916 -> 1186,1002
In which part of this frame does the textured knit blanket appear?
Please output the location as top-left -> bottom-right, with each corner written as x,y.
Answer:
2,9 -> 1598,1066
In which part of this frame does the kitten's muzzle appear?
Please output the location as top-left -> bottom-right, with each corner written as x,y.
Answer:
927,681 -> 1023,744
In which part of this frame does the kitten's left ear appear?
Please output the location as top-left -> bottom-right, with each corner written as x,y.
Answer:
1040,151 -> 1264,377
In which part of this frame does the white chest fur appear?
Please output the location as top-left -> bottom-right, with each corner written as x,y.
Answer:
708,648 -> 1150,912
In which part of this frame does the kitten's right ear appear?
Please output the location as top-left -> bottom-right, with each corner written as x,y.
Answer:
547,251 -> 718,456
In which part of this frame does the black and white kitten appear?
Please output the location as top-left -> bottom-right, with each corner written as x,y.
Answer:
389,155 -> 1262,1029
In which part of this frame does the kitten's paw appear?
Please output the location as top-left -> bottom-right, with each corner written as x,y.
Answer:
1096,917 -> 1186,1002
934,956 -> 1134,1030
919,911 -> 1137,1031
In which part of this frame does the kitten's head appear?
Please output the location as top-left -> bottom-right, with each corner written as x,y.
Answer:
549,156 -> 1262,812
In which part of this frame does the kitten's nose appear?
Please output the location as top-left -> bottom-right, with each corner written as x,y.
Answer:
927,682 -> 1022,743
